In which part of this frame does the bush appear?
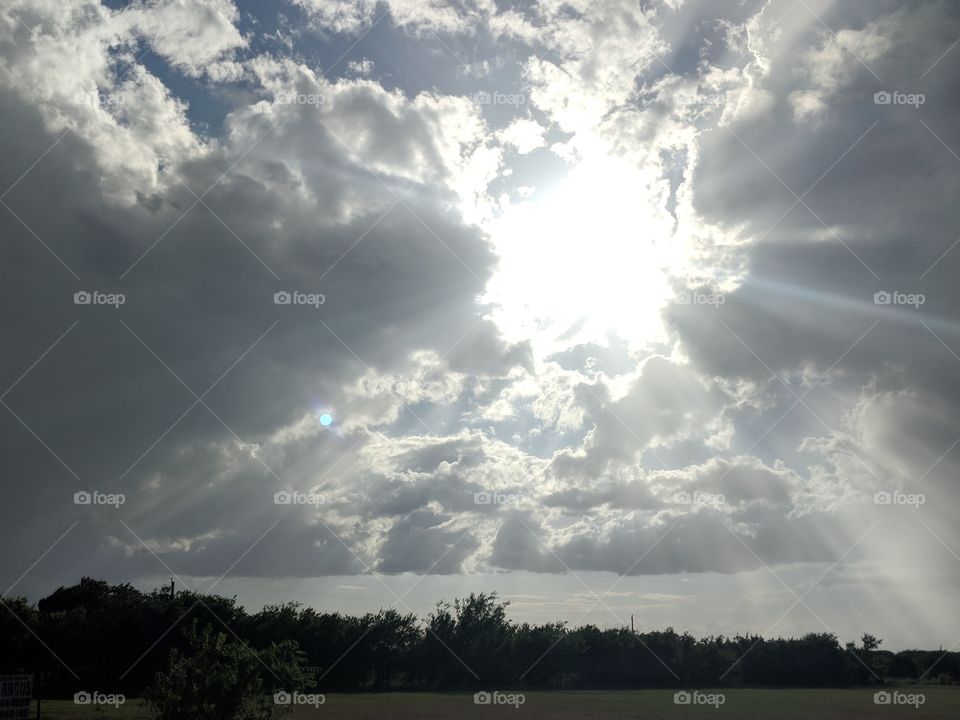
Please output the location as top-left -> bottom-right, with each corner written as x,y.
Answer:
146,622 -> 313,720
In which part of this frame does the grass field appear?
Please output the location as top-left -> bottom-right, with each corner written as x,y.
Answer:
28,687 -> 960,719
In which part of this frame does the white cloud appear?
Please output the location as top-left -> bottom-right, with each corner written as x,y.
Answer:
126,0 -> 246,78
295,0 -> 496,36
498,117 -> 546,154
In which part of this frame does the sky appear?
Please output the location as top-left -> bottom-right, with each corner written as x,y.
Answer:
1,0 -> 959,652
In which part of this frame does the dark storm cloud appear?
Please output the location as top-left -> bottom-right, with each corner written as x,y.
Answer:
376,509 -> 479,574
0,60 -> 521,580
3,0 -> 960,595
670,0 -> 960,478
549,507 -> 851,576
648,0 -> 960,570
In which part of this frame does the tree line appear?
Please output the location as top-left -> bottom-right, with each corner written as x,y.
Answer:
1,577 -> 957,699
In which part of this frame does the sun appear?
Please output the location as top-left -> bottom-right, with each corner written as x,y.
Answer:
483,153 -> 683,357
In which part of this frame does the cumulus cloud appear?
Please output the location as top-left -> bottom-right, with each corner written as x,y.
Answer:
295,0 -> 494,36
2,0 -> 960,651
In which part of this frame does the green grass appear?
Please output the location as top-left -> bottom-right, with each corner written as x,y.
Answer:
29,687 -> 960,719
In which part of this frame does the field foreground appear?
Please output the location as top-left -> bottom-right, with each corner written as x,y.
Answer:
30,687 -> 960,719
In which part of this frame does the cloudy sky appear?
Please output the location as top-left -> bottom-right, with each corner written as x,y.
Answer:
2,0 -> 959,651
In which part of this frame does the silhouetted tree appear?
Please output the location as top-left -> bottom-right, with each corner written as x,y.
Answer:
3,578 -> 955,695
888,653 -> 919,680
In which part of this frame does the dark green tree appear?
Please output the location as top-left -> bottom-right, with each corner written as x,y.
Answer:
145,622 -> 312,720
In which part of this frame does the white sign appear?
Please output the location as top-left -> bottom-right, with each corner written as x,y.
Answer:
0,675 -> 32,720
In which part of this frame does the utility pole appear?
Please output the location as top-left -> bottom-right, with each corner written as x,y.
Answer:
169,578 -> 175,601
631,614 -> 634,633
